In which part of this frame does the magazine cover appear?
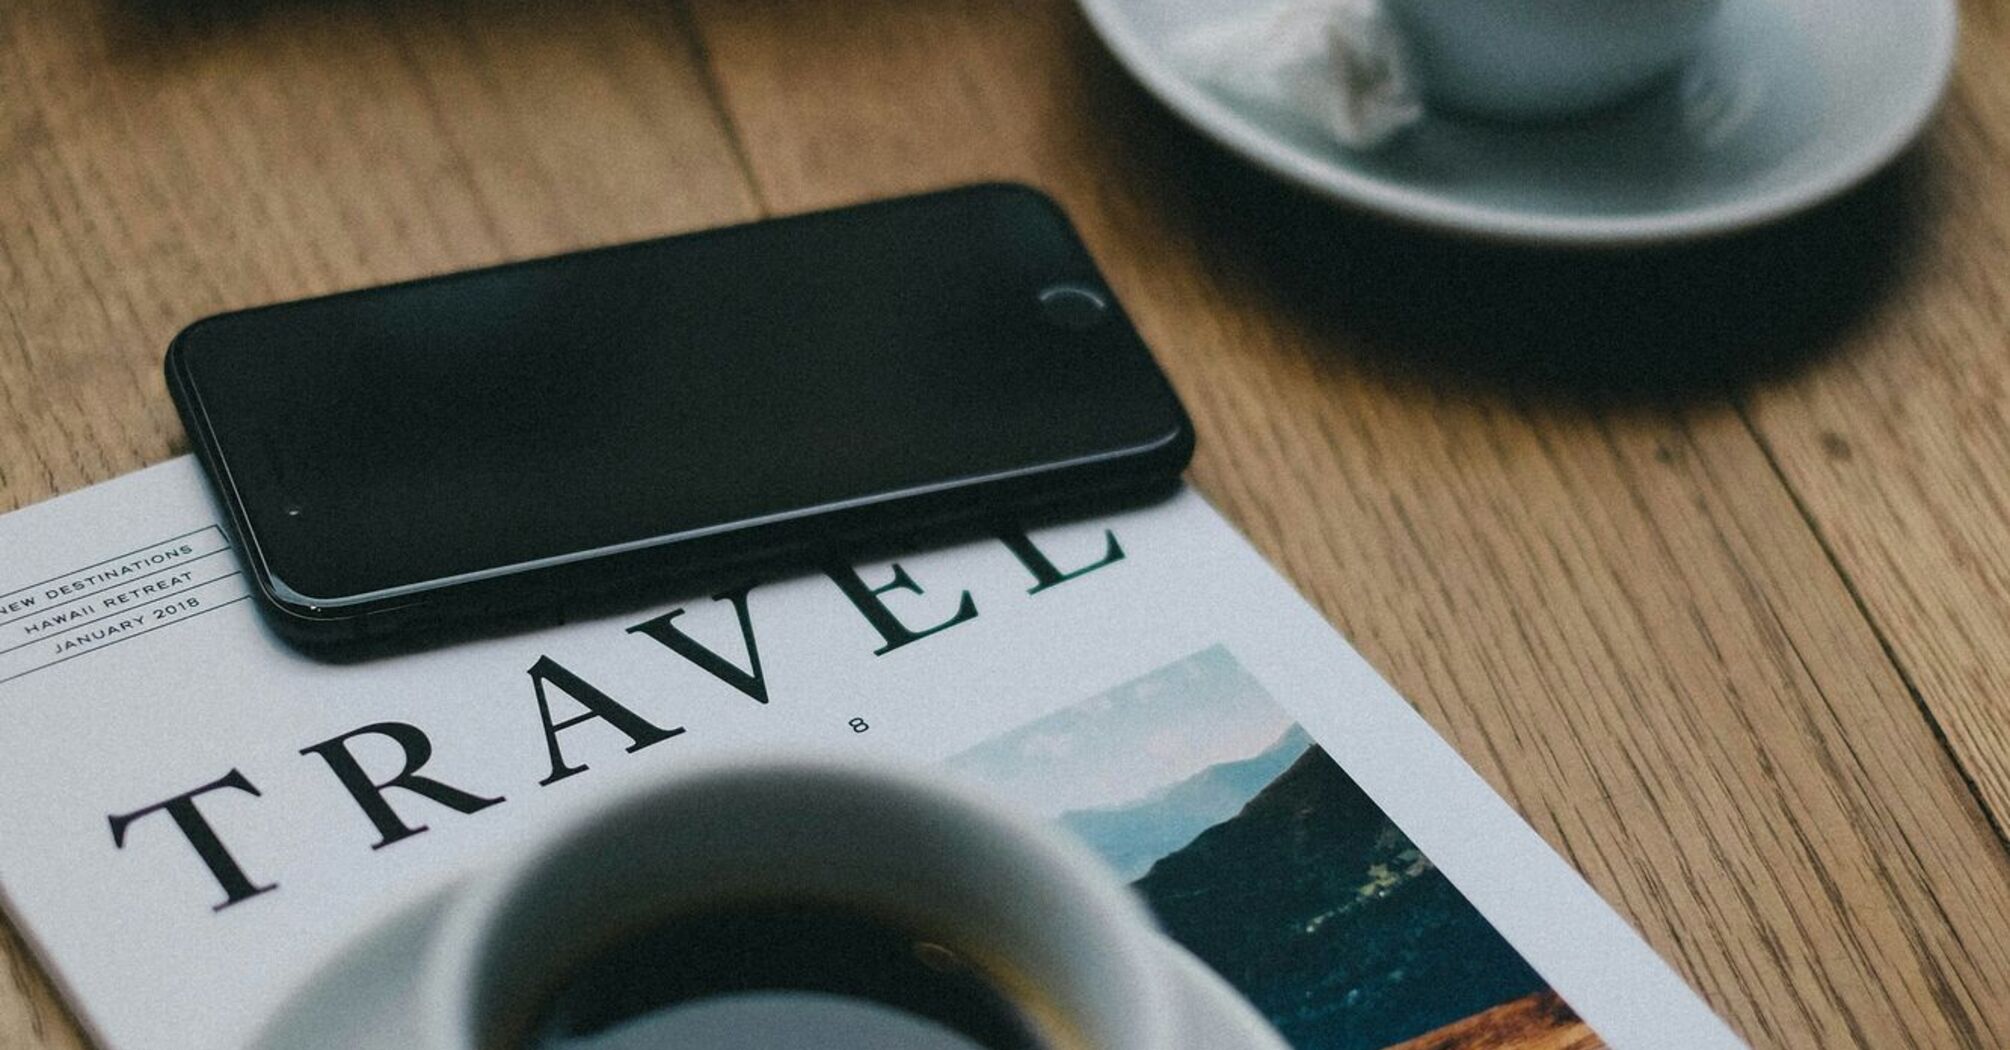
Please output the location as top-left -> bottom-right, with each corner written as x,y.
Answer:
0,458 -> 1741,1049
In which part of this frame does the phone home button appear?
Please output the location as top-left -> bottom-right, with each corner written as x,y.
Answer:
1037,283 -> 1110,331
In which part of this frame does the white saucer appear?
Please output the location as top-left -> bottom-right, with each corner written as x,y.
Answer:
250,886 -> 1287,1049
1078,0 -> 1956,245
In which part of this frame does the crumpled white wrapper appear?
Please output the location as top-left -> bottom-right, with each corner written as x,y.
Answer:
1173,0 -> 1423,150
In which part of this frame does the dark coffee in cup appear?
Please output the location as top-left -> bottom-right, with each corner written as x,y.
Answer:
511,899 -> 1070,1050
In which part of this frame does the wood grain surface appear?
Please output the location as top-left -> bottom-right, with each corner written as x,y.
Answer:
3,1 -> 2009,1048
1742,3 -> 2010,842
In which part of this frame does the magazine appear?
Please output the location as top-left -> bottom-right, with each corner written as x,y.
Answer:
0,458 -> 1742,1049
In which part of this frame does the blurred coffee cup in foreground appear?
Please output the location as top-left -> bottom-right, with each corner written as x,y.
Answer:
419,755 -> 1287,1050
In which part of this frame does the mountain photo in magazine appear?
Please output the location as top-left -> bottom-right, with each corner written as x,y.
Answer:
950,646 -> 1601,1050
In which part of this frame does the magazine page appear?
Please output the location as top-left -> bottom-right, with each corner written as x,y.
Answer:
0,458 -> 1741,1050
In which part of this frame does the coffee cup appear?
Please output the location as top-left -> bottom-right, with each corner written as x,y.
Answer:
417,754 -> 1286,1050
1383,0 -> 1725,122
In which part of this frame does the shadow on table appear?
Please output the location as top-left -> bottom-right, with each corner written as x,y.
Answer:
1191,148 -> 1931,406
1078,25 -> 1938,409
99,0 -> 687,67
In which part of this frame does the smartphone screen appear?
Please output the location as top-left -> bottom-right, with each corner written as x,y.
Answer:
168,185 -> 1189,618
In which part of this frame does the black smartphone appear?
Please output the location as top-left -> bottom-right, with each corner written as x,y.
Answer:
165,184 -> 1193,645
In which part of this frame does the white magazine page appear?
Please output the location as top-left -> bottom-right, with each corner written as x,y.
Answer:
0,458 -> 1741,1050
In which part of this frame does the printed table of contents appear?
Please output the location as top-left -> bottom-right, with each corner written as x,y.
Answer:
0,525 -> 251,685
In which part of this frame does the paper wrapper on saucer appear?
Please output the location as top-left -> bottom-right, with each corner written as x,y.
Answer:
1173,0 -> 1424,150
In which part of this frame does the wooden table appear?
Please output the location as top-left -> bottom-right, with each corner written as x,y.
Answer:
4,2 -> 2008,1046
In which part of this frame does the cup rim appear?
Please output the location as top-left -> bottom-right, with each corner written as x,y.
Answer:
417,751 -> 1178,1050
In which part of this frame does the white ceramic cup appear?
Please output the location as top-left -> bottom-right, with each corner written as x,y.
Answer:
1384,0 -> 1726,122
417,755 -> 1245,1050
